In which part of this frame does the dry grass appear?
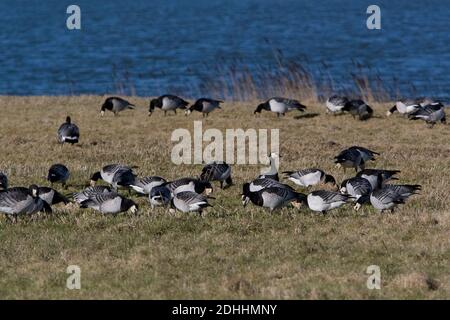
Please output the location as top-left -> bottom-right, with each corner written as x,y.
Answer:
0,95 -> 449,299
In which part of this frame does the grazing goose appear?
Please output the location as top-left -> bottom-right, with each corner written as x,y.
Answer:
367,185 -> 419,213
57,116 -> 80,145
164,178 -> 213,195
100,97 -> 135,116
0,172 -> 8,190
356,169 -> 401,190
258,153 -> 280,181
340,177 -> 373,202
387,100 -> 421,116
149,185 -> 172,209
171,191 -> 212,213
0,185 -> 51,222
73,186 -> 114,204
306,190 -> 353,213
90,164 -> 136,191
348,146 -> 379,163
408,102 -> 446,127
241,178 -> 294,205
48,164 -> 70,188
334,148 -> 365,172
200,161 -> 232,189
185,98 -> 223,117
326,95 -> 349,113
149,95 -> 189,116
37,187 -> 69,206
130,176 -> 166,195
283,168 -> 336,188
342,99 -> 373,120
254,97 -> 306,117
80,193 -> 138,214
242,183 -> 306,211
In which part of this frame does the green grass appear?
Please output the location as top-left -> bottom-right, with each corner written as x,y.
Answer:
0,96 -> 448,299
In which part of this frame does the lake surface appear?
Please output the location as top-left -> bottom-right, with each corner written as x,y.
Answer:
0,0 -> 449,100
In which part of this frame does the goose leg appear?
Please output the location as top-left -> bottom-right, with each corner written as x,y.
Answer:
164,111 -> 167,116
173,110 -> 177,115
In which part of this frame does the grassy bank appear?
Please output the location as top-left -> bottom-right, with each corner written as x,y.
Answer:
0,96 -> 449,299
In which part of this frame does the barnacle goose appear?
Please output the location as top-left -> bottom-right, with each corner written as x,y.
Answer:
130,176 -> 166,195
48,164 -> 70,188
164,178 -> 213,196
149,95 -> 189,116
387,100 -> 421,117
283,168 -> 336,188
242,183 -> 306,211
258,153 -> 280,181
356,169 -> 401,190
306,190 -> 353,213
367,184 -> 420,212
0,185 -> 52,222
171,191 -> 212,213
326,95 -> 349,113
0,172 -> 8,190
100,97 -> 135,116
254,97 -> 306,117
90,164 -> 136,191
340,177 -> 373,205
73,186 -> 115,204
80,193 -> 138,214
200,161 -> 232,189
408,102 -> 446,127
185,98 -> 223,117
149,185 -> 172,209
57,116 -> 80,144
334,148 -> 365,172
342,99 -> 373,120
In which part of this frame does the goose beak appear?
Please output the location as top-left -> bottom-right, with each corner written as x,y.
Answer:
100,110 -> 105,117
241,195 -> 250,206
291,200 -> 301,209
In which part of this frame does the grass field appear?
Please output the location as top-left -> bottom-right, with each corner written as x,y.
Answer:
0,95 -> 448,299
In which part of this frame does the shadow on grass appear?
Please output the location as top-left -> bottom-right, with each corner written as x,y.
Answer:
294,113 -> 320,119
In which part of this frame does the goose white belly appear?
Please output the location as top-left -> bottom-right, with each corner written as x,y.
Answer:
269,100 -> 288,113
161,97 -> 179,110
290,171 -> 322,187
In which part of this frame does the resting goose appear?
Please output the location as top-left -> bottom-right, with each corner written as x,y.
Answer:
334,148 -> 365,172
90,164 -> 136,191
306,190 -> 353,213
258,152 -> 280,181
0,185 -> 51,222
100,97 -> 135,116
73,186 -> 115,204
408,102 -> 446,127
57,116 -> 80,144
283,168 -> 336,188
356,169 -> 401,190
149,95 -> 189,116
185,98 -> 223,117
171,191 -> 212,213
200,161 -> 232,189
242,183 -> 306,211
254,97 -> 306,117
149,185 -> 172,209
80,193 -> 138,214
342,99 -> 373,120
164,178 -> 213,195
130,176 -> 166,195
326,95 -> 349,113
48,164 -> 70,188
387,100 -> 421,117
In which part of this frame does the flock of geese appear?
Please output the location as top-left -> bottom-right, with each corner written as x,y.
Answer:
98,95 -> 446,126
0,94 -> 444,222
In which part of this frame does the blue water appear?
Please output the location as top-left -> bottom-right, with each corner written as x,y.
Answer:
0,0 -> 449,100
